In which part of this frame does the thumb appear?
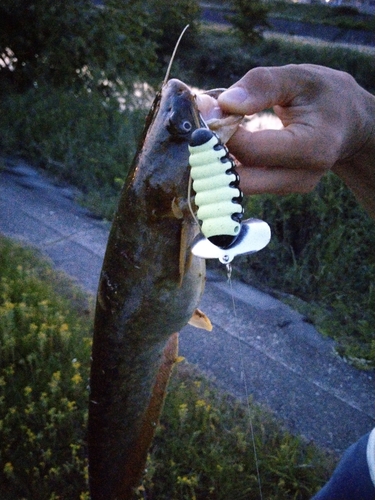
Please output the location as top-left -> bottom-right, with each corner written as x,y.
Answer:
218,65 -> 305,115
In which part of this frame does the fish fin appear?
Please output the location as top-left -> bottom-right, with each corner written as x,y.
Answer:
188,308 -> 213,331
179,223 -> 193,286
172,197 -> 184,219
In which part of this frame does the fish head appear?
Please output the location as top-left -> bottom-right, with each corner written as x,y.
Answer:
143,78 -> 200,145
132,78 -> 201,202
164,79 -> 201,138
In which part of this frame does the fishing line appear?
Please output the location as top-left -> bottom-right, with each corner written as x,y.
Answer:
163,24 -> 190,86
226,265 -> 263,500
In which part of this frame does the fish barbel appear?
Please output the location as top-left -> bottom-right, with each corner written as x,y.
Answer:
88,78 -> 209,499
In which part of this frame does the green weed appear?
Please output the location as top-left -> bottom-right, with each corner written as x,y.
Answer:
240,173 -> 375,367
0,237 -> 92,498
0,87 -> 148,219
138,364 -> 333,499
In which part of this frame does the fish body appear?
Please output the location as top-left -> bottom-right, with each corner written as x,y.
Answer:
88,79 -> 206,499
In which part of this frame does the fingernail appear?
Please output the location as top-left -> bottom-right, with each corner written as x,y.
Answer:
219,87 -> 248,105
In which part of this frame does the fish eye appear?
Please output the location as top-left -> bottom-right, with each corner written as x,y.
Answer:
182,121 -> 192,132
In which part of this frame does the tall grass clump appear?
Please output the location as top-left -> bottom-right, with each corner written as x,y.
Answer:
0,86 -> 150,219
0,236 -> 92,499
240,173 -> 375,367
138,364 -> 333,499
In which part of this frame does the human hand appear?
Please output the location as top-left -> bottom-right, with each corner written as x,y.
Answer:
217,64 -> 375,201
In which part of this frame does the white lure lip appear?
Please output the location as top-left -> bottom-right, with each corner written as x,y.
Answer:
191,218 -> 271,264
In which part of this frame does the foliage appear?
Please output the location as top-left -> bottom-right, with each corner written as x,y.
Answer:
0,85 -> 149,219
0,237 -> 334,498
227,0 -> 270,45
253,37 -> 375,95
137,364 -> 333,499
0,0 -> 157,95
180,28 -> 375,94
145,0 -> 202,61
240,173 -> 375,367
0,237 -> 92,498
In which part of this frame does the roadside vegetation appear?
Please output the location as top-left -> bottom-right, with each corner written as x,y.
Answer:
0,236 -> 334,498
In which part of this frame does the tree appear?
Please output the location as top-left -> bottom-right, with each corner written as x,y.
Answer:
145,0 -> 201,61
228,0 -> 270,45
0,0 -> 157,94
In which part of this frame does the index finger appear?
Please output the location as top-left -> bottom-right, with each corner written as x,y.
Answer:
228,124 -> 338,172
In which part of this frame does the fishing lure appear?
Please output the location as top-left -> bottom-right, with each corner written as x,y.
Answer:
189,125 -> 271,265
189,127 -> 243,248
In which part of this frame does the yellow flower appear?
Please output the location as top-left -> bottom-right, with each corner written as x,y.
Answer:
195,399 -> 206,408
3,462 -> 14,476
29,323 -> 38,333
72,359 -> 81,370
178,403 -> 188,423
71,373 -> 83,385
24,386 -> 32,396
49,371 -> 61,391
66,400 -> 77,411
26,428 -> 36,442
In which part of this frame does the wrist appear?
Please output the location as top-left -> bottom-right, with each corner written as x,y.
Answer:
332,90 -> 375,220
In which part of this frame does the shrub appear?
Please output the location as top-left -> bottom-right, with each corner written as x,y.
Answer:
227,0 -> 270,45
146,0 -> 202,59
0,0 -> 157,95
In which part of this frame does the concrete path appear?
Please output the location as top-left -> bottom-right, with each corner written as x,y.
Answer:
1,157 -> 373,453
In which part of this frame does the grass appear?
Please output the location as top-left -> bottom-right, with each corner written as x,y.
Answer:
0,87 -> 149,220
138,363 -> 334,499
238,173 -> 375,369
0,236 -> 334,498
0,236 -> 92,499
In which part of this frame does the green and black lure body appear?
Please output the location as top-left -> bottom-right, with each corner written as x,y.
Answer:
189,127 -> 271,264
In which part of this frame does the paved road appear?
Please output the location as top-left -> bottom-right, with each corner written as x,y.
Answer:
0,157 -> 373,453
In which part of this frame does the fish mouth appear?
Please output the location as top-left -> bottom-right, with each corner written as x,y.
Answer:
195,88 -> 243,144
